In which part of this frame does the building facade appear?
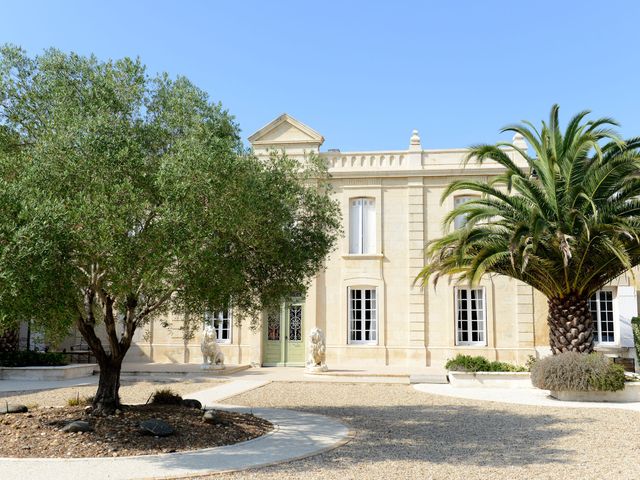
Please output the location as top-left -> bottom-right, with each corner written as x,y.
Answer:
125,114 -> 639,369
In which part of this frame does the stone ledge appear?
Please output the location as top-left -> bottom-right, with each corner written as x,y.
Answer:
448,371 -> 532,389
0,364 -> 97,381
550,383 -> 640,403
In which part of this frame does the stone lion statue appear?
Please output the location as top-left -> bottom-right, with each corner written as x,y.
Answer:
306,327 -> 328,373
201,325 -> 225,370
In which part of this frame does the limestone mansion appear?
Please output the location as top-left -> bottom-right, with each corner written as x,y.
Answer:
117,114 -> 638,369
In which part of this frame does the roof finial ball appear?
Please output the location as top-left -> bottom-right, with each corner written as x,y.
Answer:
409,129 -> 422,151
512,132 -> 527,150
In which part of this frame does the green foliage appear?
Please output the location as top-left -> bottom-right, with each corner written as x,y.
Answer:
416,105 -> 640,302
525,355 -> 537,370
445,354 -> 527,372
67,393 -> 93,406
0,350 -> 68,367
0,45 -> 341,365
150,388 -> 183,405
631,317 -> 640,361
530,352 -> 626,392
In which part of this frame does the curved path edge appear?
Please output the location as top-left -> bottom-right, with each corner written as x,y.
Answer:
0,405 -> 353,480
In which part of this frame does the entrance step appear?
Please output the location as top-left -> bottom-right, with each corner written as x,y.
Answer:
120,363 -> 250,377
409,373 -> 449,384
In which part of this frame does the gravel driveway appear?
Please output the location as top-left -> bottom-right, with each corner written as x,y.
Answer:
195,382 -> 640,480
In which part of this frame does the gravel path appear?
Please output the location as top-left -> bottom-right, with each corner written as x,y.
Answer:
0,378 -> 225,407
194,381 -> 640,480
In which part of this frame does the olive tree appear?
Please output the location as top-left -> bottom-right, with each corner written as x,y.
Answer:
0,45 -> 340,414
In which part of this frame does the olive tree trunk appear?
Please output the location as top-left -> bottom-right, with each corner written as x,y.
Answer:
93,356 -> 124,414
76,288 -> 138,416
547,295 -> 594,354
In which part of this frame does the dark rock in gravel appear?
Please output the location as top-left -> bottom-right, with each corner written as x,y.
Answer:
203,410 -> 229,426
139,418 -> 174,437
1,404 -> 28,414
61,420 -> 93,433
181,399 -> 202,409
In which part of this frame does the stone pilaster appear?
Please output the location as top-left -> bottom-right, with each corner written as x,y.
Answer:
408,178 -> 426,347
516,280 -> 535,348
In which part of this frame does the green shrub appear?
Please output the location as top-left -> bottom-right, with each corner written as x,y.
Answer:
530,352 -> 626,392
632,316 -> 640,361
445,354 -> 527,372
150,388 -> 183,405
0,350 -> 68,367
67,393 -> 93,407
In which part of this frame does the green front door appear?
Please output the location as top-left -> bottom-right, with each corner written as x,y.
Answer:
263,302 -> 305,366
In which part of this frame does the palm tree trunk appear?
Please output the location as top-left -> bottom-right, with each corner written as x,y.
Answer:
547,295 -> 594,354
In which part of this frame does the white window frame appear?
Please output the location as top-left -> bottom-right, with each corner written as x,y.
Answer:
349,197 -> 376,254
453,195 -> 477,230
348,286 -> 378,345
589,289 -> 617,345
205,309 -> 232,344
454,287 -> 487,346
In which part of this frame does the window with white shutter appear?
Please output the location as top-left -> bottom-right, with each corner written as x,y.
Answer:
589,290 -> 615,344
349,198 -> 375,254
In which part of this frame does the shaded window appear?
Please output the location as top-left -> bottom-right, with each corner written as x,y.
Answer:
205,309 -> 232,343
289,305 -> 302,341
266,309 -> 280,341
349,198 -> 375,254
453,196 -> 476,230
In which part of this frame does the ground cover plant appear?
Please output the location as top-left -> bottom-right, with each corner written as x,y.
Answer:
445,354 -> 526,372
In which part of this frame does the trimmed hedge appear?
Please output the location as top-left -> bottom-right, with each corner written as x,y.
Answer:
530,352 -> 625,392
445,354 -> 527,372
0,350 -> 68,367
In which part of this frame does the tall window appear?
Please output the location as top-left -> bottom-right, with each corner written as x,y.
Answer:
349,198 -> 375,254
205,309 -> 232,343
453,196 -> 475,230
348,287 -> 377,344
589,290 -> 615,343
455,287 -> 486,345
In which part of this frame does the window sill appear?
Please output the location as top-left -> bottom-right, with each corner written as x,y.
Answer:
455,343 -> 488,347
342,253 -> 384,260
347,342 -> 379,347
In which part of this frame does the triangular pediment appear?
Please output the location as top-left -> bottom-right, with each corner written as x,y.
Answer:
248,113 -> 324,146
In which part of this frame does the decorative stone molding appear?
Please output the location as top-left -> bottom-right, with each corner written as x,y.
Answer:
409,129 -> 422,151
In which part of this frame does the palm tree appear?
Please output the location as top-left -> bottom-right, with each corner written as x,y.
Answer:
417,105 -> 640,354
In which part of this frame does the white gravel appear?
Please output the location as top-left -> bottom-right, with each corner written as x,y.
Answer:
0,378 -> 225,407
193,381 -> 640,480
